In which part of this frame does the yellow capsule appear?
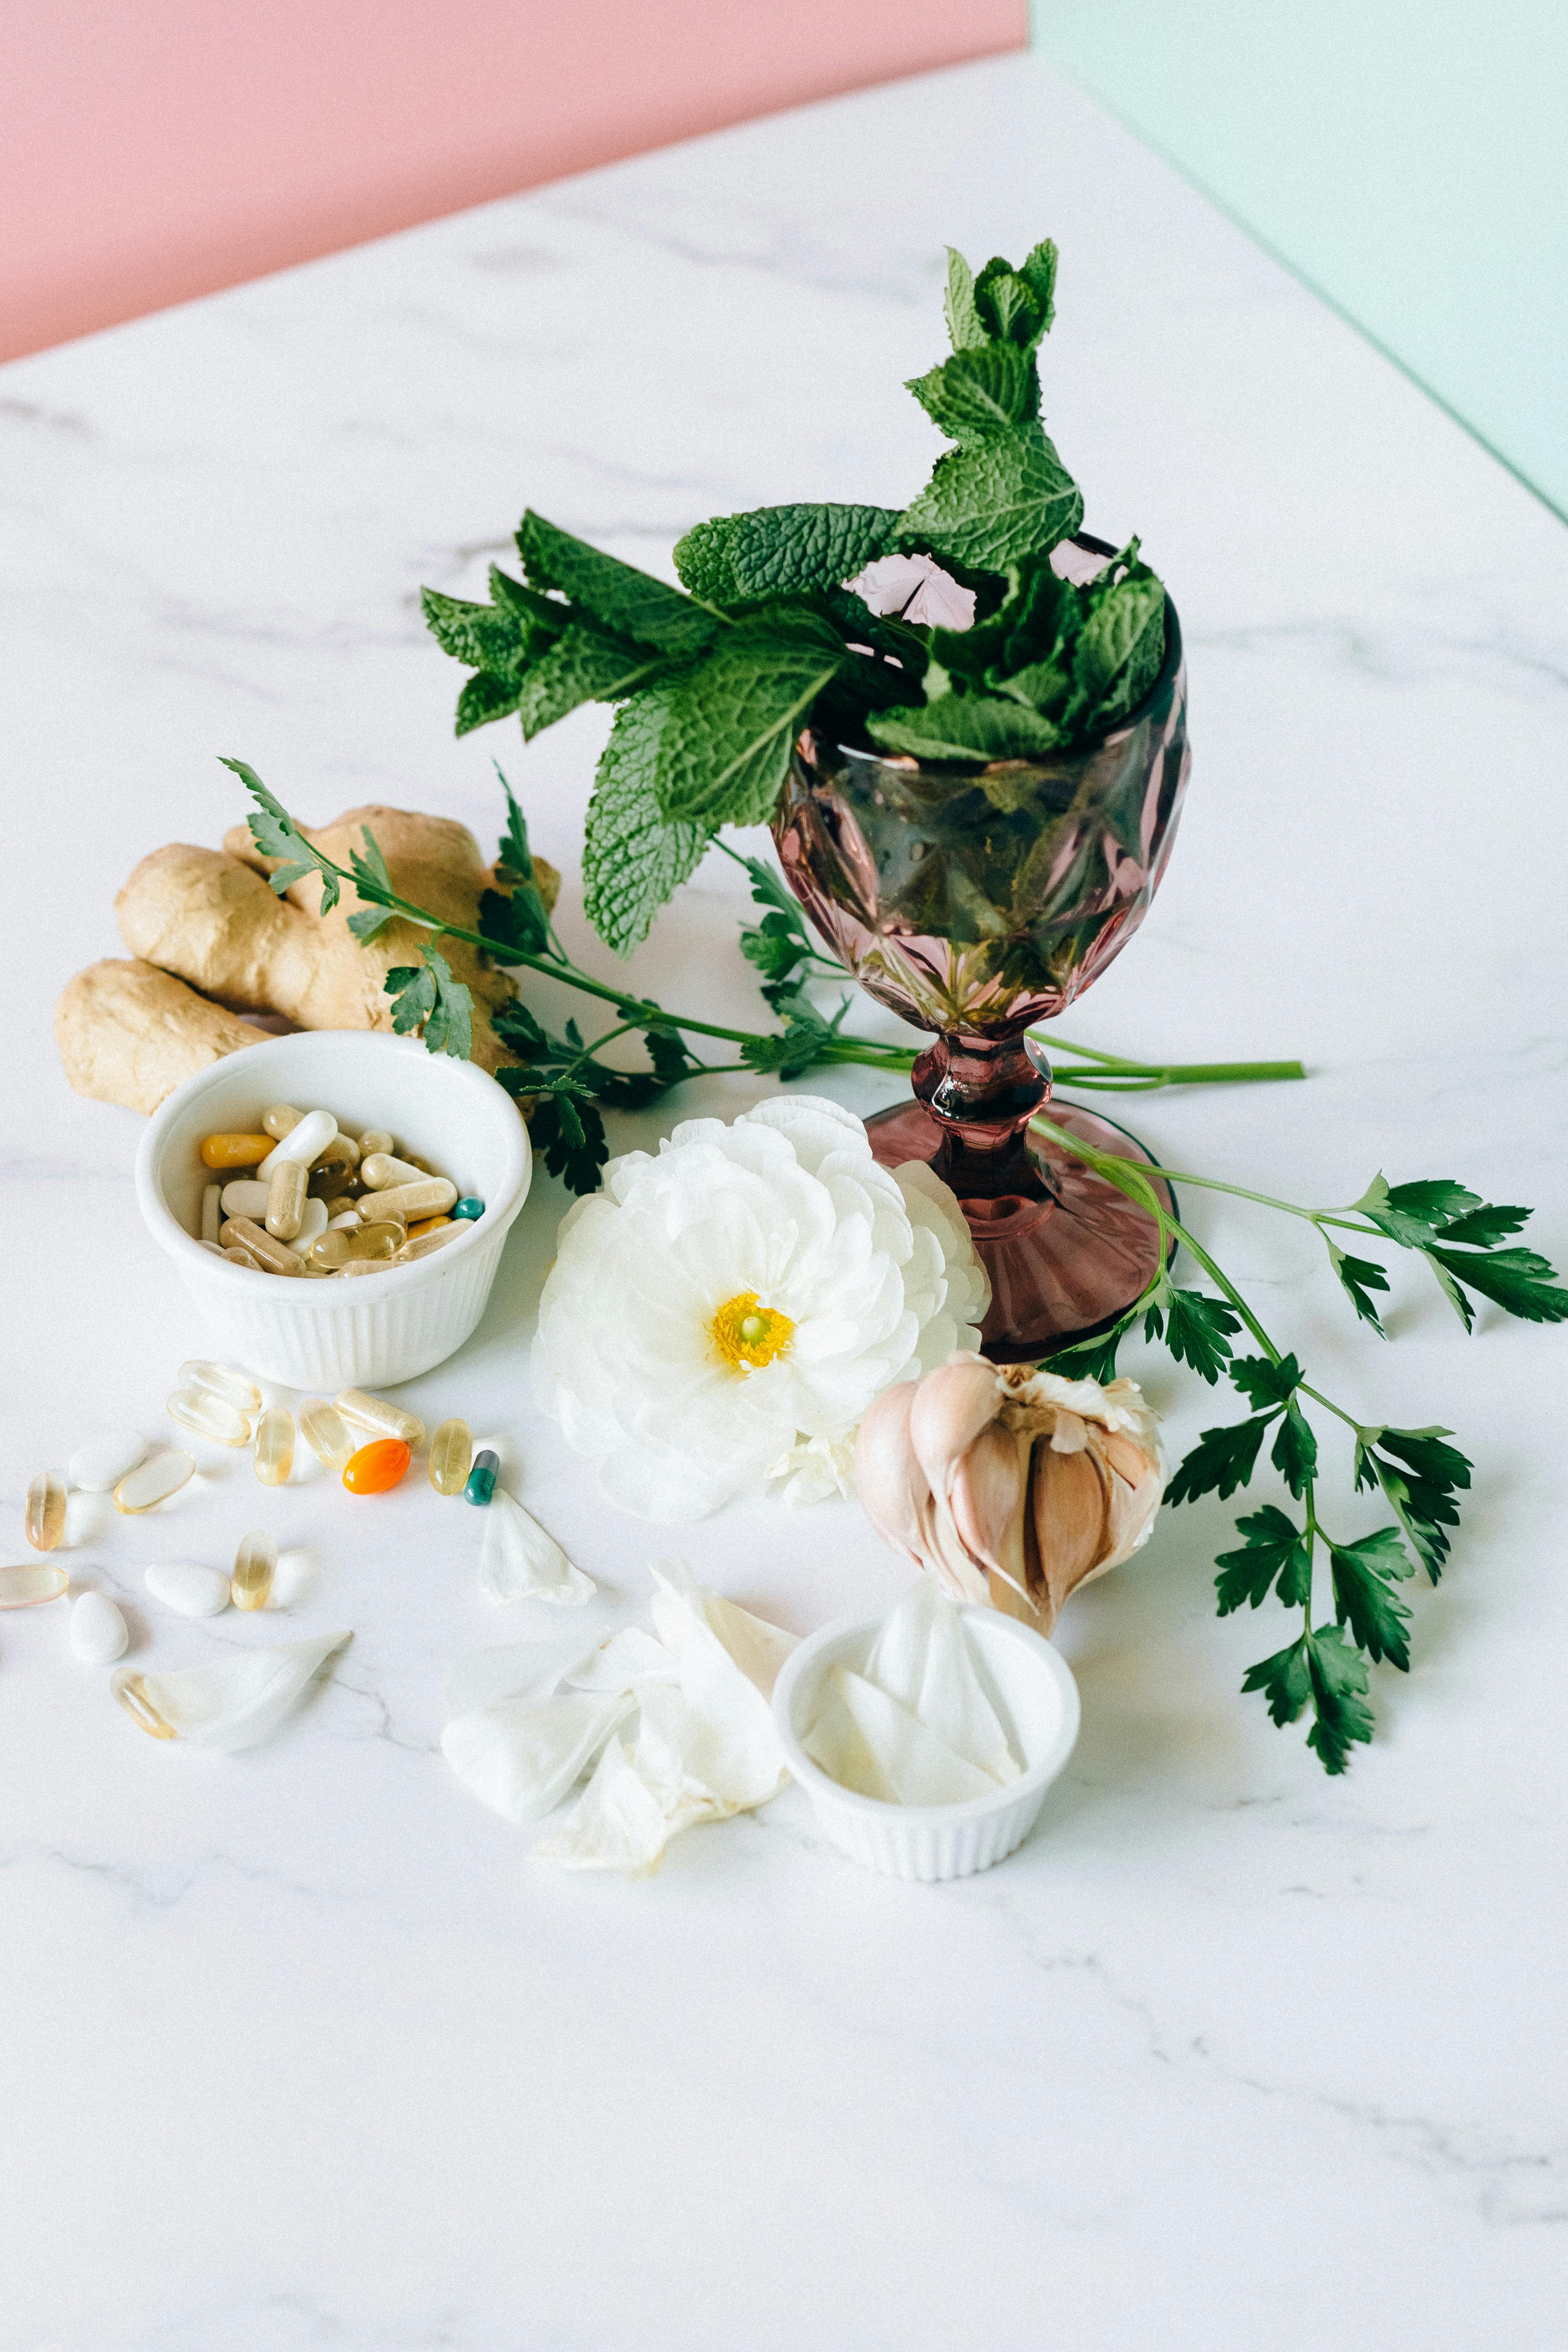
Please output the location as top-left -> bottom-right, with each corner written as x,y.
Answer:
299,1398 -> 355,1471
406,1214 -> 452,1241
254,1407 -> 295,1486
111,1668 -> 179,1738
200,1132 -> 272,1169
348,1221 -> 401,1260
396,1223 -> 462,1264
115,1451 -> 195,1514
337,1387 -> 424,1449
219,1216 -> 303,1276
262,1103 -> 303,1139
179,1359 -> 263,1413
363,1178 -> 458,1222
1,1562 -> 69,1607
308,1228 -> 354,1271
428,1418 -> 473,1496
266,1157 -> 308,1240
231,1528 -> 276,1609
200,1184 -> 222,1243
168,1388 -> 251,1447
359,1129 -> 394,1158
25,1471 -> 67,1552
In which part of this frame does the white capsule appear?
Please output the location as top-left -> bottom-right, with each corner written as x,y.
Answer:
359,1152 -> 426,1191
144,1560 -> 231,1618
70,1591 -> 129,1665
220,1179 -> 272,1219
69,1433 -> 147,1492
200,1184 -> 222,1243
256,1108 -> 337,1180
295,1195 -> 328,1247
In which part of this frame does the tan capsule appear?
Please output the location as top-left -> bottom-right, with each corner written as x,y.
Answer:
254,1407 -> 295,1486
222,1246 -> 265,1270
308,1228 -> 354,1271
197,1239 -> 227,1258
115,1451 -> 195,1514
1,1562 -> 69,1608
200,1184 -> 223,1243
220,1216 -> 303,1276
262,1103 -> 304,1139
359,1129 -> 394,1158
180,1360 -> 262,1413
395,1223 -> 462,1264
359,1152 -> 425,1191
231,1528 -> 276,1609
299,1398 -> 355,1471
406,1214 -> 452,1240
337,1388 -> 424,1449
25,1471 -> 67,1552
348,1221 -> 401,1261
111,1669 -> 178,1739
266,1158 -> 308,1240
428,1418 -> 472,1496
367,1178 -> 457,1222
219,1179 -> 271,1219
168,1388 -> 251,1447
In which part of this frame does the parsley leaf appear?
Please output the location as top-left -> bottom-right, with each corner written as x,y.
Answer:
1142,1286 -> 1240,1384
514,1088 -> 610,1195
1428,1243 -> 1568,1326
1242,1626 -> 1374,1774
383,947 -> 475,1060
1328,1526 -> 1414,1670
1167,1413 -> 1275,1506
1355,1426 -> 1471,1584
1271,1403 -> 1319,1500
1215,1504 -> 1313,1614
221,755 -> 341,914
345,827 -> 400,945
1227,1352 -> 1301,1411
1327,1240 -> 1391,1334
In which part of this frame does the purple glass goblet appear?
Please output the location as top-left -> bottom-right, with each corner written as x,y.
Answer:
772,535 -> 1190,1362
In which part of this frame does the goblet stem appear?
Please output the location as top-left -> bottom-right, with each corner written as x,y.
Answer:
911,1033 -> 1056,1205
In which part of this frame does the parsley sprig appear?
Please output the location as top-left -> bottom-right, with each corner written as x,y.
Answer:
1036,1115 -> 1563,1773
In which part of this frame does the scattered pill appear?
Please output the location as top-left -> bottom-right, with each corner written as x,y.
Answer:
114,1451 -> 195,1515
25,1472 -> 66,1552
256,1107 -> 338,1181
220,1216 -> 303,1276
397,1223 -> 462,1264
71,1591 -> 129,1665
266,1157 -> 308,1240
451,1198 -> 485,1222
1,1562 -> 69,1608
111,1670 -> 177,1739
359,1129 -> 394,1158
69,1433 -> 147,1491
168,1387 -> 252,1447
337,1390 -> 424,1449
299,1399 -> 355,1471
464,1449 -> 499,1507
262,1104 -> 303,1139
145,1560 -> 230,1618
231,1529 -> 276,1610
180,1361 -> 263,1415
363,1178 -> 458,1222
343,1438 -> 411,1495
348,1222 -> 401,1261
201,1132 -> 272,1169
254,1407 -> 295,1486
429,1418 -> 473,1496
360,1152 -> 424,1191
201,1184 -> 223,1243
220,1178 -> 272,1219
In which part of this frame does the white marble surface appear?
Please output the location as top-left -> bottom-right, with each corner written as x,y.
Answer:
4,50 -> 1567,2352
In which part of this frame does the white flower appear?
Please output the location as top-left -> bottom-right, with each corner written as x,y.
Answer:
533,1095 -> 991,1521
766,1434 -> 857,1507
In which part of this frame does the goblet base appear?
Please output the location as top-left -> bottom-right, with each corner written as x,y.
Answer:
866,1096 -> 1176,1364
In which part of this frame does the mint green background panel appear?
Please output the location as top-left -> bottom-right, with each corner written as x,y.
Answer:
1032,0 -> 1568,519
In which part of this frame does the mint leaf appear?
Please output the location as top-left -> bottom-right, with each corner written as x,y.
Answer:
898,423 -> 1083,571
867,692 -> 1063,763
419,588 -> 525,673
653,612 -> 846,829
1016,239 -> 1059,336
674,504 -> 899,603
1142,1287 -> 1240,1384
455,670 -> 521,735
582,691 -> 709,955
1215,1504 -> 1313,1614
972,250 -> 1058,353
943,246 -> 987,352
1071,570 -> 1167,725
1328,1527 -> 1414,1670
906,344 -> 1039,442
1167,1414 -> 1275,1506
515,622 -> 673,738
1327,1240 -> 1390,1334
384,948 -> 473,1060
515,510 -> 718,655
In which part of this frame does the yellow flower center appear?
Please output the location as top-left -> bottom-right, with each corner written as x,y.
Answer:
709,1290 -> 796,1372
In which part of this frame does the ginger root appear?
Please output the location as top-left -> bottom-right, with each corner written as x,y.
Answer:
58,804 -> 560,1114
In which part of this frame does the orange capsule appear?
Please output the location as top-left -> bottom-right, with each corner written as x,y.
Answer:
200,1132 -> 274,1169
342,1437 -> 411,1495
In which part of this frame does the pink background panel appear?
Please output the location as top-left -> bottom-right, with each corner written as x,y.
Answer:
0,0 -> 1028,362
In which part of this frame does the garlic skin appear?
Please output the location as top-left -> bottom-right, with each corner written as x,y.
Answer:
854,1354 -> 1165,1631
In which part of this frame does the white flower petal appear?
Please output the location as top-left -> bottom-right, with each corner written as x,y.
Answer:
115,1631 -> 350,1753
565,1626 -> 682,1694
863,1580 -> 1020,1785
803,1665 -> 998,1806
479,1487 -> 596,1606
441,1690 -> 633,1825
532,1735 -> 674,1876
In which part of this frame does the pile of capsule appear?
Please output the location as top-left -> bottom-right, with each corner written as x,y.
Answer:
195,1105 -> 485,1278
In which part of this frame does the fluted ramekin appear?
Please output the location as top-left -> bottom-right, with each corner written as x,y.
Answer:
773,1602 -> 1080,1882
135,1030 -> 531,1389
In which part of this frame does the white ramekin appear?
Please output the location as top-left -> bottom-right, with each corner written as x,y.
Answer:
135,1030 -> 531,1390
773,1602 -> 1081,1882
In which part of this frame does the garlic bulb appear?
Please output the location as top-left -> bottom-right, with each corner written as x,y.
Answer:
854,1354 -> 1165,1630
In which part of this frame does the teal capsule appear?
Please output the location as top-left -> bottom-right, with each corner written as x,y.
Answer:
452,1197 -> 485,1221
464,1449 -> 498,1506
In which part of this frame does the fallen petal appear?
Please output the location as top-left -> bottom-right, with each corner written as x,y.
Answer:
533,1735 -> 673,1876
480,1487 -> 595,1606
863,1580 -> 1020,1787
111,1631 -> 350,1751
441,1690 -> 633,1825
805,1665 -> 999,1806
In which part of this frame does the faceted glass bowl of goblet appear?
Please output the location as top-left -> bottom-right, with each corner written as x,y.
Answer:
771,535 -> 1190,1361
